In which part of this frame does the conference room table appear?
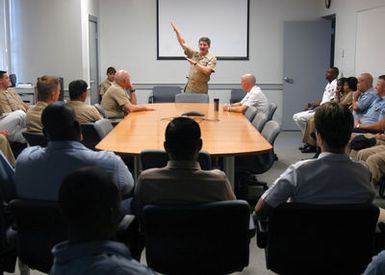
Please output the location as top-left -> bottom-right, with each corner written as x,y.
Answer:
96,103 -> 273,188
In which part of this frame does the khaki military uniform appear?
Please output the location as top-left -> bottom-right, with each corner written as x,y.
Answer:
101,83 -> 131,118
184,47 -> 217,93
99,78 -> 112,96
356,145 -> 385,184
0,88 -> 26,114
303,92 -> 354,147
26,101 -> 48,133
67,101 -> 103,124
0,134 -> 15,167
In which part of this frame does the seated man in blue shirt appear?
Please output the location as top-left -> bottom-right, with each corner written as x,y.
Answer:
353,73 -> 377,120
14,102 -> 134,213
354,75 -> 385,132
255,102 -> 376,220
50,167 -> 154,275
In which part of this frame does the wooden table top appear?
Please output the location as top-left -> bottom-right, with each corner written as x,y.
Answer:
96,103 -> 272,156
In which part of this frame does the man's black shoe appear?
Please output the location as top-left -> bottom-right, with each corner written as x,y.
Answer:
298,143 -> 310,151
301,145 -> 317,153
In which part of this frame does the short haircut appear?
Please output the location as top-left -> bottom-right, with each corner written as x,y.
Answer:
59,167 -> 120,229
165,117 -> 201,158
314,102 -> 353,150
106,67 -> 116,75
69,80 -> 88,100
379,75 -> 385,82
42,102 -> 79,141
331,67 -> 339,78
337,77 -> 346,87
36,75 -> 60,101
199,37 -> 211,47
347,77 -> 358,91
0,71 -> 6,79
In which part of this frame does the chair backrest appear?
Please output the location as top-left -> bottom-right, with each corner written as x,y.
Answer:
266,102 -> 277,121
9,199 -> 67,273
22,131 -> 48,147
93,103 -> 107,118
142,200 -> 250,275
140,150 -> 212,171
81,119 -> 113,150
244,106 -> 257,122
251,111 -> 268,132
151,86 -> 181,103
261,120 -> 281,146
9,74 -> 16,87
264,203 -> 379,275
230,89 -> 246,104
175,93 -> 209,103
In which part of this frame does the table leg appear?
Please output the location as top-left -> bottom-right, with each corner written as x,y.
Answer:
223,156 -> 235,190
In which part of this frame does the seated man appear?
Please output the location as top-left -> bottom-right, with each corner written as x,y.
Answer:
364,249 -> 385,275
223,73 -> 268,114
256,102 -> 376,220
26,75 -> 60,132
50,167 -> 155,275
66,80 -> 103,123
0,70 -> 29,114
353,75 -> 385,132
0,70 -> 28,143
134,117 -> 235,215
101,70 -> 154,118
293,67 -> 339,151
302,77 -> 357,153
15,102 -> 134,212
353,73 -> 377,120
99,66 -> 116,100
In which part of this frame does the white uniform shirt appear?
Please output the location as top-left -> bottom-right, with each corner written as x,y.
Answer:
320,79 -> 337,105
262,152 -> 375,207
240,85 -> 268,113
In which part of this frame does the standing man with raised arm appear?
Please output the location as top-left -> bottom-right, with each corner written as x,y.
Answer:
171,22 -> 217,94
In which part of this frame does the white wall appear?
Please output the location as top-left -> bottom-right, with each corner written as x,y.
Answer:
99,0 -> 321,85
9,0 -> 83,87
319,0 -> 385,78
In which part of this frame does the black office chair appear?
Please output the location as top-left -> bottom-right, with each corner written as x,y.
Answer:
175,93 -> 209,103
266,102 -> 277,121
230,89 -> 246,104
251,111 -> 268,132
9,74 -> 16,88
142,200 -> 250,275
0,152 -> 17,273
22,131 -> 48,147
140,150 -> 212,171
256,203 -> 379,275
81,119 -> 113,150
235,120 -> 280,201
244,106 -> 257,122
9,199 -> 67,273
149,86 -> 181,103
93,103 -> 107,118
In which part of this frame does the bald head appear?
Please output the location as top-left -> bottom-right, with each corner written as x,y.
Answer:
241,74 -> 257,92
357,73 -> 373,92
114,70 -> 130,87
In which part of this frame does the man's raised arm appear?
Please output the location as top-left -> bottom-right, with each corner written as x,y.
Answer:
171,21 -> 189,51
